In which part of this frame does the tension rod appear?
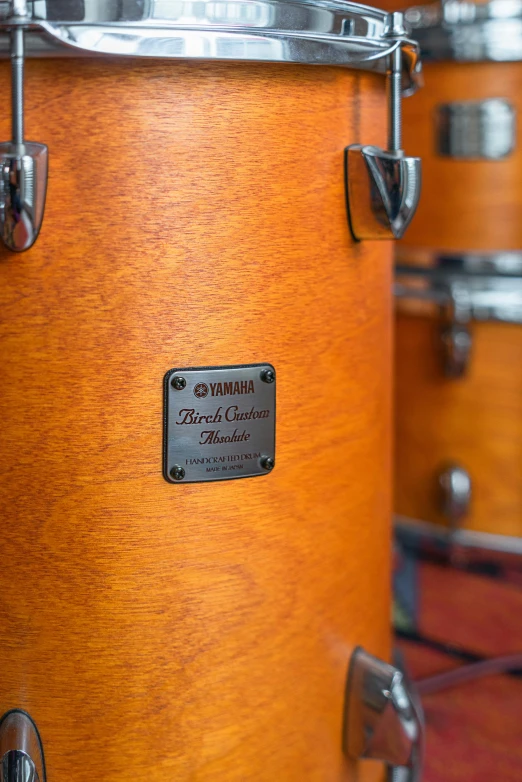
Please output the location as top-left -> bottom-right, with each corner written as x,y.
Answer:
0,0 -> 48,252
385,12 -> 405,154
388,46 -> 402,153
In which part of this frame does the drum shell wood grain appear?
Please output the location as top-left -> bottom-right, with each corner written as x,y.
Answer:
395,60 -> 522,540
400,61 -> 522,251
395,313 -> 522,538
0,60 -> 391,781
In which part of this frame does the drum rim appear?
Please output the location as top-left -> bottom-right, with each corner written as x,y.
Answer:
0,0 -> 421,91
395,248 -> 522,324
396,515 -> 522,559
397,247 -> 522,276
405,0 -> 522,62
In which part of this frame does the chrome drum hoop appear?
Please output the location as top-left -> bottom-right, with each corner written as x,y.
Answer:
0,1 -> 421,91
394,249 -> 522,324
0,2 -> 423,252
395,514 -> 522,559
405,0 -> 522,62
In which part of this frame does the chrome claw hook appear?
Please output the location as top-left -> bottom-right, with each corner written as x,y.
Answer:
0,0 -> 48,253
345,13 -> 421,241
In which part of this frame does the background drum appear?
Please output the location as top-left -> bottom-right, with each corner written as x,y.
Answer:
0,2 -> 422,780
395,0 -> 522,552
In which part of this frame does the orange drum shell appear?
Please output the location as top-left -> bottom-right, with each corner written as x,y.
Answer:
396,59 -> 522,540
401,61 -> 522,252
395,314 -> 522,538
0,60 -> 391,781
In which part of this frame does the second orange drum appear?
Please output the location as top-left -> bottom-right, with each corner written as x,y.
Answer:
395,0 -> 522,552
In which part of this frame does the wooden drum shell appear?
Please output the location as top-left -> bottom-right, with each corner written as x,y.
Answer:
396,60 -> 522,541
400,61 -> 522,251
0,60 -> 391,781
395,315 -> 522,538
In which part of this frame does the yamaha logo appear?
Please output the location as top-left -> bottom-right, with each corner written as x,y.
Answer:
209,380 -> 255,396
193,383 -> 209,399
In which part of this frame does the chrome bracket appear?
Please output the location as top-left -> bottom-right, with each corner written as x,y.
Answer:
0,0 -> 48,252
345,13 -> 421,240
440,280 -> 473,378
0,710 -> 46,782
344,647 -> 424,781
395,262 -> 476,377
441,321 -> 472,378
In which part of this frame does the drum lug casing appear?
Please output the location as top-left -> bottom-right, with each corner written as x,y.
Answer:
346,146 -> 421,240
344,647 -> 424,781
0,1 -> 48,253
440,321 -> 472,377
346,13 -> 421,241
0,140 -> 48,253
0,711 -> 46,782
438,463 -> 472,528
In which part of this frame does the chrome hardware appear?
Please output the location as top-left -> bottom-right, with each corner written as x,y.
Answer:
397,261 -> 474,376
164,364 -> 276,484
344,647 -> 424,781
2,751 -> 37,782
0,1 -> 421,92
438,464 -> 472,529
346,148 -> 422,240
346,13 -> 421,241
405,0 -> 522,62
396,513 -> 522,558
396,465 -> 472,562
395,250 -> 522,325
441,322 -> 472,378
436,99 -> 516,159
0,0 -> 48,252
0,711 -> 45,782
440,274 -> 473,377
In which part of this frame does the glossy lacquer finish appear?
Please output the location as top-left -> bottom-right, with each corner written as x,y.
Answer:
400,61 -> 522,252
0,60 -> 392,781
395,61 -> 522,541
395,315 -> 522,539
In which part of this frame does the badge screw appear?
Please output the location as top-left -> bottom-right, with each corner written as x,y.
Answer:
260,369 -> 275,384
260,456 -> 275,472
170,465 -> 186,481
171,376 -> 186,391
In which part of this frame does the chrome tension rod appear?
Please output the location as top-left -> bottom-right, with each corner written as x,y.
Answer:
0,0 -> 47,252
345,12 -> 422,241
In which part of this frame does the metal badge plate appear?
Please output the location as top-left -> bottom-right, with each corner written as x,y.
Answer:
436,99 -> 516,159
164,364 -> 276,484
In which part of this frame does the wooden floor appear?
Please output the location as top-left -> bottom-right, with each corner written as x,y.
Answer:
397,560 -> 522,781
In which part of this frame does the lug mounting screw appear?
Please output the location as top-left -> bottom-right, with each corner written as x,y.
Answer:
170,465 -> 185,481
171,376 -> 186,391
260,368 -> 275,384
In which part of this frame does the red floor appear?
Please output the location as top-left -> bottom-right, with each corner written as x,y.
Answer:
398,561 -> 522,781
